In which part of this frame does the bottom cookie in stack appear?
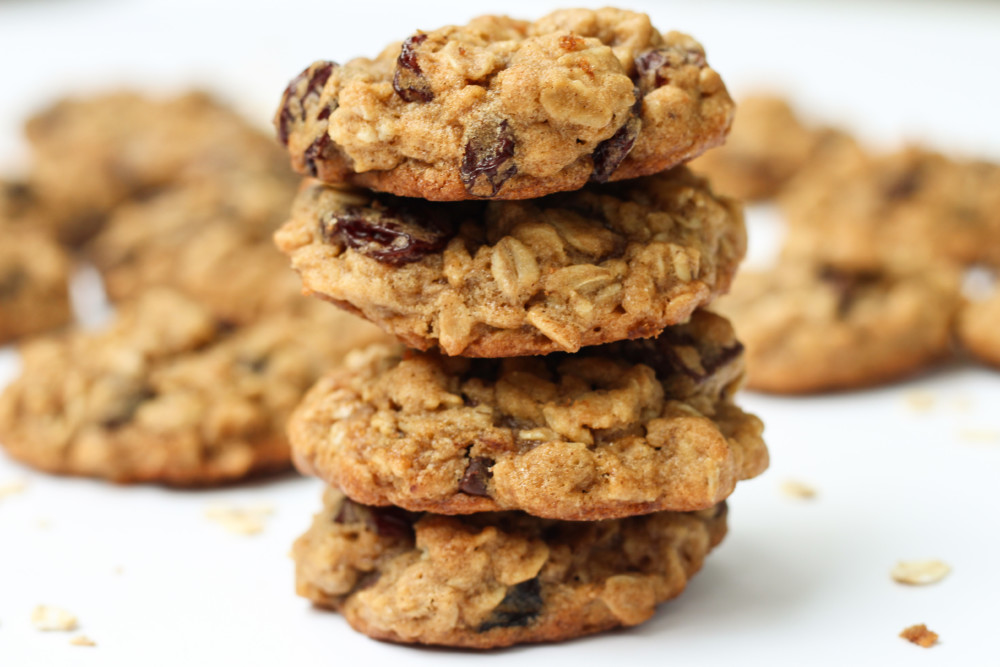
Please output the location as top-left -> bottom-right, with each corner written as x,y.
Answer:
293,487 -> 728,648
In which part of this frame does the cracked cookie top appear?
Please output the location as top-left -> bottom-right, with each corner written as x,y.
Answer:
0,289 -> 388,485
289,310 -> 767,520
275,8 -> 733,200
293,487 -> 727,648
275,166 -> 745,357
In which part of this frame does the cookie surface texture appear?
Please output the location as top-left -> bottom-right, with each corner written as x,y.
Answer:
276,8 -> 734,200
289,310 -> 767,519
275,166 -> 745,357
293,487 -> 728,648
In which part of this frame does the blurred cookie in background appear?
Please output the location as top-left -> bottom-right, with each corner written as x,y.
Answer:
957,271 -> 1000,369
1,181 -> 72,343
780,147 -> 1000,270
0,288 -> 388,485
25,91 -> 294,245
88,175 -> 299,324
712,261 -> 961,394
689,95 -> 861,201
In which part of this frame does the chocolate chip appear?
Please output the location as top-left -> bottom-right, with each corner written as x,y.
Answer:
276,60 -> 337,145
460,119 -> 517,197
393,33 -> 433,103
319,196 -> 457,266
591,89 -> 642,183
479,578 -> 543,631
458,457 -> 494,496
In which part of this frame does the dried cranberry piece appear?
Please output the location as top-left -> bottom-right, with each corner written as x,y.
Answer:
320,196 -> 457,266
460,120 -> 517,197
479,578 -> 543,631
591,89 -> 642,183
818,266 -> 881,317
634,47 -> 705,92
276,61 -> 336,145
370,507 -> 416,540
302,133 -> 333,177
458,457 -> 494,496
393,33 -> 433,103
334,498 -> 416,540
883,167 -> 922,200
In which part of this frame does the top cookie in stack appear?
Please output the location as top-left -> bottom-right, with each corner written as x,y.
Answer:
275,8 -> 733,200
274,8 -> 744,358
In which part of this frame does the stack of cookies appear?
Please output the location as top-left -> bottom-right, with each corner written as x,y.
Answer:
272,8 -> 768,647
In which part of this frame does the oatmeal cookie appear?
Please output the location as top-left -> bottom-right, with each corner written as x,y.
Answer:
289,310 -> 767,520
275,167 -> 745,357
0,289 -> 388,485
0,228 -> 72,344
712,262 -> 961,393
276,8 -> 733,200
689,95 -> 859,201
88,177 -> 299,324
780,147 -> 1000,270
293,487 -> 728,648
957,278 -> 1000,368
26,91 -> 291,245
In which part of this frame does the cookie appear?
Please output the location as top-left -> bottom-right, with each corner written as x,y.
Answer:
0,289 -> 388,485
289,310 -> 767,520
0,228 -> 72,344
276,8 -> 733,200
780,147 -> 1000,270
293,487 -> 727,648
711,262 -> 961,394
275,166 -> 746,357
689,95 -> 859,201
956,277 -> 1000,368
88,177 -> 299,324
25,91 -> 291,245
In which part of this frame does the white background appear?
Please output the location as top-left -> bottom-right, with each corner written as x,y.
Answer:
1,1 -> 999,665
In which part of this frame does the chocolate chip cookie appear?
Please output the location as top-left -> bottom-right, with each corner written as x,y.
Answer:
957,277 -> 1000,368
88,176 -> 299,324
293,487 -> 727,648
289,310 -> 767,520
0,289 -> 388,485
275,166 -> 745,357
26,91 -> 292,245
689,95 -> 860,201
781,147 -> 1000,270
712,262 -> 961,393
276,8 -> 733,200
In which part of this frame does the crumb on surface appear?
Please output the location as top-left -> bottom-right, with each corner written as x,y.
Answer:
204,503 -> 274,535
31,605 -> 78,631
780,480 -> 816,499
70,635 -> 96,647
0,479 -> 27,499
957,428 -> 1000,443
891,559 -> 951,585
903,391 -> 935,412
900,623 -> 938,648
